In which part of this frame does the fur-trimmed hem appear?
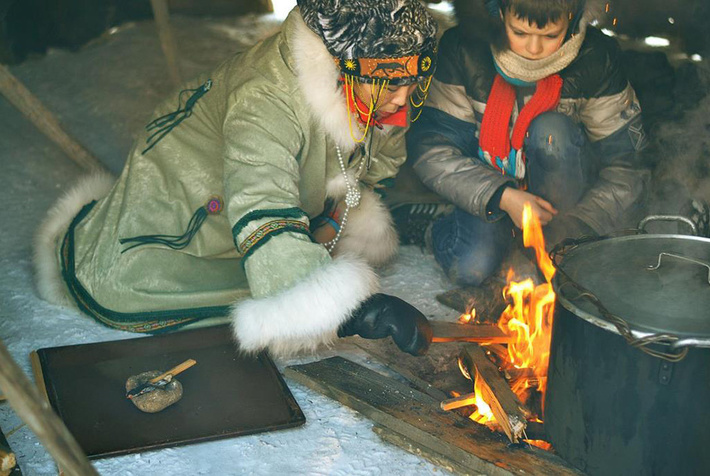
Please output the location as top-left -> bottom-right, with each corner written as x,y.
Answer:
326,174 -> 399,267
34,172 -> 115,306
231,254 -> 377,357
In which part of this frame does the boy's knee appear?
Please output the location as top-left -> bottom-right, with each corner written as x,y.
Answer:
442,242 -> 503,286
526,112 -> 584,170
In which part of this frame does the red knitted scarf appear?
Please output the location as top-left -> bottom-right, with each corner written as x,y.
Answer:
479,74 -> 563,174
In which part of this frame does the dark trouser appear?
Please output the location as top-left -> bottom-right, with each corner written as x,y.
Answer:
431,112 -> 589,286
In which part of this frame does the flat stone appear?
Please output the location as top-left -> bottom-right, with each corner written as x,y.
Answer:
126,370 -> 183,413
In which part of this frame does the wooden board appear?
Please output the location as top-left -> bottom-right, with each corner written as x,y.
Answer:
350,338 -> 472,399
285,357 -> 581,476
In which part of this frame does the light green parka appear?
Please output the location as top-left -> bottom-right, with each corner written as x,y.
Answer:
39,9 -> 407,355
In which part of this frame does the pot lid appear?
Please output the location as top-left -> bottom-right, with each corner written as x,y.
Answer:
554,234 -> 710,340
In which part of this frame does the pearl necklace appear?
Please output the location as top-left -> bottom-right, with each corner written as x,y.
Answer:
325,145 -> 366,253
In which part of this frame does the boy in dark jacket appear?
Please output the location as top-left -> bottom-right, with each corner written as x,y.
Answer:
404,0 -> 649,286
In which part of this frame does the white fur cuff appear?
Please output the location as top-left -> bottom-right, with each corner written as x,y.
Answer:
231,254 -> 378,357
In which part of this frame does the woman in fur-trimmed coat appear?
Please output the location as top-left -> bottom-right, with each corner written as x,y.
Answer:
34,0 -> 438,356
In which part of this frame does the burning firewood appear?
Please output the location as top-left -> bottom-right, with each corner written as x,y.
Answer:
430,321 -> 512,344
460,344 -> 528,444
439,392 -> 477,411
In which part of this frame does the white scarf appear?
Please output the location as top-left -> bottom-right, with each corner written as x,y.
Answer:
491,21 -> 588,83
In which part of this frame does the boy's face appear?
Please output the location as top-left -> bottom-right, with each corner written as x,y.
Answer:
353,82 -> 418,118
504,10 -> 570,60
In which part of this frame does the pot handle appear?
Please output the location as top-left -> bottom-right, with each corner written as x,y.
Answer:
638,215 -> 698,236
647,252 -> 710,285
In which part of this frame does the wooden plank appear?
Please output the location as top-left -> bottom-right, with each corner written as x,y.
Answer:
373,425 -> 479,476
0,341 -> 98,476
351,338 -> 472,400
461,345 -> 528,444
431,321 -> 512,344
0,65 -> 108,173
285,357 -> 581,476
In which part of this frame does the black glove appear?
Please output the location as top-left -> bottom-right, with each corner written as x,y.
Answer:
338,293 -> 432,356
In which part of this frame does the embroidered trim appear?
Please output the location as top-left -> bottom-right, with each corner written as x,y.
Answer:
334,51 -> 436,85
239,219 -> 311,256
60,201 -> 230,334
232,207 -> 308,245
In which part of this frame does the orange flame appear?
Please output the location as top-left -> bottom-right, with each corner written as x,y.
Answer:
499,203 -> 556,405
469,376 -> 495,424
458,308 -> 476,324
453,203 -> 556,433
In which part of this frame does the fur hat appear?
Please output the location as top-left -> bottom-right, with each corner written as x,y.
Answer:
297,0 -> 438,85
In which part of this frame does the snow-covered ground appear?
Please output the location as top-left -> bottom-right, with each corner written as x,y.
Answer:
0,11 -> 465,476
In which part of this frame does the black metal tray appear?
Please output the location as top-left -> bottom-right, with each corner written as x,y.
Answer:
32,325 -> 305,458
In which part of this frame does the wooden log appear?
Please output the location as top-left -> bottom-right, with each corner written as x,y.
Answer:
461,345 -> 528,444
431,321 -> 512,344
285,357 -> 581,475
150,0 -> 182,87
0,65 -> 107,173
0,341 -> 98,476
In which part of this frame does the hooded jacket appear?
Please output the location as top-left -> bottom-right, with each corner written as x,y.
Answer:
407,0 -> 650,234
34,9 -> 404,356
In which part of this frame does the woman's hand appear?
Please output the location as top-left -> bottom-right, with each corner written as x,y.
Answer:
499,187 -> 558,229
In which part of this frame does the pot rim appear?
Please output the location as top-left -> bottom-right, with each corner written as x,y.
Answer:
552,232 -> 710,350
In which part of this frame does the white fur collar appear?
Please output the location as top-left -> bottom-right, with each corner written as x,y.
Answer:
287,9 -> 358,153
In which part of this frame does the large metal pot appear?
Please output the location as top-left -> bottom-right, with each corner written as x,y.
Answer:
546,217 -> 710,476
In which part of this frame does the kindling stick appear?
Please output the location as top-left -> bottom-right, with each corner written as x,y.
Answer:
149,0 -> 182,87
0,339 -> 98,476
430,321 -> 512,344
0,64 -> 108,174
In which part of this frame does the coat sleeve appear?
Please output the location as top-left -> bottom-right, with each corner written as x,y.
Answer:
568,35 -> 651,234
407,29 -> 516,221
223,79 -> 377,356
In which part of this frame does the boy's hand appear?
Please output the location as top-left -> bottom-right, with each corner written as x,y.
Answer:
499,188 -> 558,229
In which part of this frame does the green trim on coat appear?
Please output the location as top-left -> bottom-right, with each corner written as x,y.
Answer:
61,201 -> 230,334
231,207 -> 308,246
241,226 -> 316,267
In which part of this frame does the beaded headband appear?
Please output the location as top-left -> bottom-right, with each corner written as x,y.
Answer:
334,51 -> 437,86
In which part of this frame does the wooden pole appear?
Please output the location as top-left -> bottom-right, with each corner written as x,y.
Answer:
0,340 -> 98,476
150,0 -> 182,87
0,64 -> 107,174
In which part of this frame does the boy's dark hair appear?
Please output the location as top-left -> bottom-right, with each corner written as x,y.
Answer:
500,0 -> 585,28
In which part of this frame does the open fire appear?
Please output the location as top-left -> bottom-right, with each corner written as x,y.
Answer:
450,203 -> 557,435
